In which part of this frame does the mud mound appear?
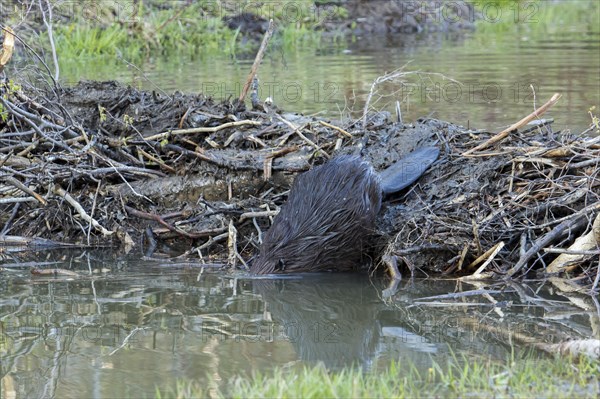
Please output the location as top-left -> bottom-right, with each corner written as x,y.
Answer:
1,80 -> 598,288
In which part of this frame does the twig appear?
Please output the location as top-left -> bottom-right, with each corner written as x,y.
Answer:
1,97 -> 78,138
409,301 -> 510,308
38,0 -> 59,81
0,202 -> 20,236
238,19 -> 274,103
87,180 -> 102,245
546,212 -> 600,273
0,97 -> 75,152
138,149 -> 177,173
31,268 -> 80,277
318,121 -> 352,138
591,258 -> 600,294
115,50 -> 171,99
276,115 -> 329,158
1,175 -> 46,204
362,68 -> 458,129
227,220 -> 238,267
506,201 -> 600,277
53,185 -> 114,236
415,289 -> 508,301
1,25 -> 59,88
462,93 -> 562,155
240,210 -> 279,221
125,205 -> 227,239
142,120 -> 263,141
252,217 -> 263,244
108,327 -> 147,356
473,241 -> 504,276
544,248 -> 600,255
465,242 -> 502,271
262,146 -> 299,179
0,197 -> 37,204
197,232 -> 228,251
0,235 -> 76,248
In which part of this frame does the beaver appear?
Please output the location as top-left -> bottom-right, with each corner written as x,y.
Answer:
250,147 -> 439,274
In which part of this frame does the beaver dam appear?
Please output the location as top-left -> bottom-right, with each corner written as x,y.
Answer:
0,80 -> 599,289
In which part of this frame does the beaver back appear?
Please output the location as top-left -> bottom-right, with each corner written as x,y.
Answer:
251,156 -> 382,274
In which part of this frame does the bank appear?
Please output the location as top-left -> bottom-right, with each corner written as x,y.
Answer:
167,354 -> 600,398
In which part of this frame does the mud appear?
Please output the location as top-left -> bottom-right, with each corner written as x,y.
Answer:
1,80 -> 598,286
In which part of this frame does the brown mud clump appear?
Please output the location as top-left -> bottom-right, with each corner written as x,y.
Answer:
0,80 -> 598,289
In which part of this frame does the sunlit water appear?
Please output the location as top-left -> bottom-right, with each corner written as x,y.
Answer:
0,251 -> 596,398
58,6 -> 600,134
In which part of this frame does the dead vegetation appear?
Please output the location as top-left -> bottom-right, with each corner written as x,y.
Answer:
0,76 -> 598,293
381,112 -> 599,288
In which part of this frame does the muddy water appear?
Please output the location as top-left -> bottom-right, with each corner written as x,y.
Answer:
0,252 -> 596,398
61,8 -> 600,134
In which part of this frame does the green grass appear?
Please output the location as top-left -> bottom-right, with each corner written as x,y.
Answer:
44,6 -> 240,61
159,353 -> 600,399
476,0 -> 600,36
28,0 -> 599,64
52,24 -> 128,57
31,0 -> 331,62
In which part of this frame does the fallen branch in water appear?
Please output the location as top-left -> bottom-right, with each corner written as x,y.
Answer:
31,268 -> 81,277
506,201 -> 600,278
546,212 -> 600,273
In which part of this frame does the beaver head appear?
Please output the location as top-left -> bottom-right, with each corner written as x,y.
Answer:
251,155 -> 382,274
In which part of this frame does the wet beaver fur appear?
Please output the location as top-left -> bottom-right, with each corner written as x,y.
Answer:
250,147 -> 439,274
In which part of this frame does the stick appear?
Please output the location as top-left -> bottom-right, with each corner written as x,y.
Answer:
546,212 -> 600,273
240,210 -> 279,221
1,26 -> 59,88
462,93 -> 562,156
87,180 -> 102,245
506,201 -> 600,277
31,268 -> 80,277
473,241 -> 504,276
276,115 -> 329,158
318,121 -> 352,138
465,241 -> 502,271
227,220 -> 238,267
2,175 -> 47,205
39,0 -> 60,81
142,120 -> 262,141
238,19 -> 274,104
53,185 -> 114,236
125,205 -> 227,239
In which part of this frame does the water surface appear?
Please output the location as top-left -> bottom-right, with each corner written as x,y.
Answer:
0,252 -> 596,398
59,3 -> 600,134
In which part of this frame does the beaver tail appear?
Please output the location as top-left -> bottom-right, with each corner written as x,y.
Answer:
379,147 -> 439,195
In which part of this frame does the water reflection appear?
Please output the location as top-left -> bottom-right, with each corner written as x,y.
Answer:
57,26 -> 600,134
0,253 -> 597,398
252,275 -> 385,369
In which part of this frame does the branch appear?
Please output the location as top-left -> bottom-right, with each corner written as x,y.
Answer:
462,93 -> 562,156
238,19 -> 274,103
53,185 -> 114,236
